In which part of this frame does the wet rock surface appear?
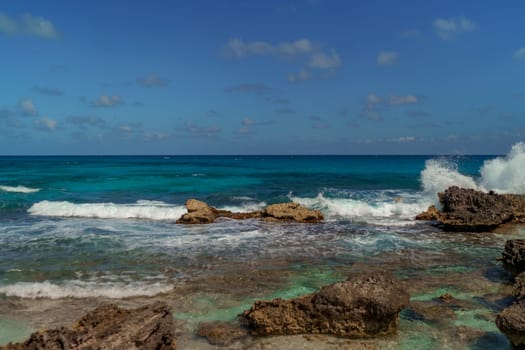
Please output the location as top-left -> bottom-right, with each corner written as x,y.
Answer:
176,199 -> 323,224
497,240 -> 525,349
1,302 -> 176,350
196,321 -> 248,346
416,186 -> 525,231
241,270 -> 409,338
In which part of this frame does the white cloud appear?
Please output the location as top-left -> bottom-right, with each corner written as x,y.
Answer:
19,99 -> 38,116
367,94 -> 383,105
308,49 -> 341,68
513,47 -> 525,60
22,13 -> 59,38
224,38 -> 316,58
396,136 -> 416,143
91,95 -> 122,107
224,37 -> 342,82
389,95 -> 418,105
287,69 -> 313,83
242,118 -> 254,126
0,13 -> 17,34
377,51 -> 398,65
144,132 -> 171,141
0,12 -> 59,38
434,17 -> 476,40
34,117 -> 57,131
136,74 -> 169,87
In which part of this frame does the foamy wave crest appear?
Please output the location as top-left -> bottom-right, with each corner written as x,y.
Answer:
480,142 -> 525,193
220,201 -> 267,213
0,185 -> 40,193
0,281 -> 172,299
420,142 -> 525,195
420,159 -> 478,196
28,200 -> 186,220
289,193 -> 429,225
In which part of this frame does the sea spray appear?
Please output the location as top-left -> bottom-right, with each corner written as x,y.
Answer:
480,142 -> 525,193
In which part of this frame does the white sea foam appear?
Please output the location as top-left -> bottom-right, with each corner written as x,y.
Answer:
479,142 -> 525,193
420,159 -> 479,196
420,142 -> 525,195
289,192 -> 428,225
0,185 -> 40,193
0,280 -> 172,299
220,201 -> 267,213
28,200 -> 186,220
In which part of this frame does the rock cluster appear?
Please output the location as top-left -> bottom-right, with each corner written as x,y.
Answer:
416,186 -> 525,231
1,302 -> 176,350
176,199 -> 324,224
241,270 -> 409,338
496,240 -> 525,349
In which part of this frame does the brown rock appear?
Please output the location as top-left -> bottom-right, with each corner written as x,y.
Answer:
1,302 -> 176,350
496,302 -> 525,349
241,270 -> 409,338
415,205 -> 441,221
176,199 -> 321,224
416,186 -> 525,231
196,321 -> 247,346
263,202 -> 324,223
501,240 -> 525,274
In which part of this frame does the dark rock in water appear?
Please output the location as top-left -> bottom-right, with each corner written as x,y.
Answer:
176,199 -> 322,224
241,270 -> 409,338
501,240 -> 525,274
496,302 -> 525,349
514,272 -> 525,301
416,186 -> 525,231
262,202 -> 324,223
196,321 -> 248,346
1,302 -> 176,350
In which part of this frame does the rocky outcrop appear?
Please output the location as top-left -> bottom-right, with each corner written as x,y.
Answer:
262,203 -> 324,223
241,270 -> 409,338
415,205 -> 441,221
176,199 -> 262,224
496,303 -> 525,349
416,186 -> 525,231
501,240 -> 525,274
1,302 -> 176,350
176,199 -> 323,224
496,240 -> 525,349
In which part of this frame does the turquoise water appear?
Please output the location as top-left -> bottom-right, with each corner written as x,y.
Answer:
0,155 -> 519,348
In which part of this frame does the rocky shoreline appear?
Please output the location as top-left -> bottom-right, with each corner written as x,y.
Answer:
3,187 -> 525,349
416,186 -> 525,231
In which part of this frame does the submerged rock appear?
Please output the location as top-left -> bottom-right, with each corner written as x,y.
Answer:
176,199 -> 322,224
416,186 -> 525,231
241,270 -> 409,338
1,302 -> 176,350
496,302 -> 525,349
196,321 -> 248,346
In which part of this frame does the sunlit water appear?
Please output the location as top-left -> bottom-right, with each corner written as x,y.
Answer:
1,145 -> 525,348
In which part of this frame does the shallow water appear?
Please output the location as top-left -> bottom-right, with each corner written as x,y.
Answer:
1,152 -> 525,348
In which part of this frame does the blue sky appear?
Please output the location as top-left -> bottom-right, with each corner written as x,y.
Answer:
1,0 -> 524,155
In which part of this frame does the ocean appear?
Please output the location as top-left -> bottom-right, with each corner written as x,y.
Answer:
1,144 -> 525,349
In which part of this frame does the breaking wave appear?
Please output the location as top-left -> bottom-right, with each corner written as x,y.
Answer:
28,200 -> 187,220
0,280 -> 172,299
0,185 -> 40,193
420,142 -> 525,195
